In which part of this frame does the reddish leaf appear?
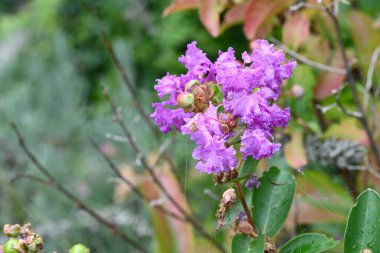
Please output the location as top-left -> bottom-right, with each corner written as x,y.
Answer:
199,0 -> 228,37
349,10 -> 380,80
284,129 -> 308,169
244,0 -> 295,40
113,164 -> 143,203
302,35 -> 330,63
283,12 -> 310,50
163,0 -> 199,16
314,51 -> 345,100
144,154 -> 195,253
220,2 -> 248,31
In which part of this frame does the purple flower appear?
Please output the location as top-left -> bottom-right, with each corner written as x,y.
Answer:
151,40 -> 296,174
245,174 -> 260,189
179,41 -> 212,76
181,103 -> 223,146
192,136 -> 237,174
249,40 -> 297,97
215,48 -> 255,94
224,90 -> 291,131
154,73 -> 180,101
240,129 -> 281,160
151,102 -> 193,133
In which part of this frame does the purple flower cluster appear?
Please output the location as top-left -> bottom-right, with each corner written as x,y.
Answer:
151,40 -> 296,174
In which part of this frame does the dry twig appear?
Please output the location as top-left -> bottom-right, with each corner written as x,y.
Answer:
10,122 -> 148,253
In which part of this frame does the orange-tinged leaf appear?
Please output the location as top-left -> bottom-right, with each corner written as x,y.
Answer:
199,0 -> 228,37
220,2 -> 248,31
244,0 -> 295,40
314,51 -> 345,100
163,0 -> 200,16
144,154 -> 195,253
113,164 -> 143,203
283,12 -> 310,50
146,182 -> 176,253
302,35 -> 330,63
323,118 -> 369,146
348,10 -> 380,80
284,129 -> 308,169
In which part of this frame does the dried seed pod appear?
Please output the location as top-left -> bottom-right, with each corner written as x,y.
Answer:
216,188 -> 237,229
3,224 -> 21,238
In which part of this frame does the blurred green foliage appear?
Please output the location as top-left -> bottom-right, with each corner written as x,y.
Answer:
1,0 -> 380,252
0,0 -> 249,252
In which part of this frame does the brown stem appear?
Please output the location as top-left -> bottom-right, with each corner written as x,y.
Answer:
87,2 -> 160,143
235,182 -> 255,231
10,123 -> 148,253
89,137 -> 186,222
325,7 -> 380,172
102,87 -> 227,253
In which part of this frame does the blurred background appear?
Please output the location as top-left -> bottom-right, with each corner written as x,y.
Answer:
0,0 -> 380,252
0,0 -> 248,252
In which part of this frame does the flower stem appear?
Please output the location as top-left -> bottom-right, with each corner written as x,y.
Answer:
235,181 -> 256,232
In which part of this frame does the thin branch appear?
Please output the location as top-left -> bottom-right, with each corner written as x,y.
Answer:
87,1 -> 191,214
325,6 -> 380,171
289,2 -> 326,11
86,1 -> 160,142
11,173 -> 51,186
10,123 -> 148,253
270,37 -> 346,75
364,46 -> 380,110
235,182 -> 256,235
89,137 -> 186,222
333,89 -> 363,118
102,86 -> 227,253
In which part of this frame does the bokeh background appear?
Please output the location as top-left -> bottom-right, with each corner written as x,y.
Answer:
0,0 -> 380,252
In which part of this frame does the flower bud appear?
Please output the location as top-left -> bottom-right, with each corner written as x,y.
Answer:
222,188 -> 237,205
177,92 -> 194,109
192,86 -> 207,103
18,232 -> 43,253
3,224 -> 21,237
3,238 -> 21,253
69,243 -> 90,253
291,84 -> 304,98
237,220 -> 254,236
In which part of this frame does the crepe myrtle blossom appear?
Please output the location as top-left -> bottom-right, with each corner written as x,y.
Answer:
151,40 -> 296,174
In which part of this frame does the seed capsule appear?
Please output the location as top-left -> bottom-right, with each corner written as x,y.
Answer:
177,92 -> 195,108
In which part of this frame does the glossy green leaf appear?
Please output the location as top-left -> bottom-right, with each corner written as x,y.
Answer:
249,234 -> 265,253
279,233 -> 339,253
231,234 -> 265,253
344,189 -> 380,253
240,156 -> 259,177
252,167 -> 296,237
232,234 -> 251,253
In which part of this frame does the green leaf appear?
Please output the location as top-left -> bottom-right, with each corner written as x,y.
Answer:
249,234 -> 266,253
240,156 -> 259,177
231,234 -> 265,253
252,167 -> 296,237
212,84 -> 224,104
279,233 -> 339,253
232,234 -> 251,253
344,189 -> 380,253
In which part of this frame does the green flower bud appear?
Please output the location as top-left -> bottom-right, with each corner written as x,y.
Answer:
177,92 -> 194,108
3,224 -> 21,237
3,238 -> 21,253
69,243 -> 90,253
24,233 -> 43,253
184,80 -> 200,91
